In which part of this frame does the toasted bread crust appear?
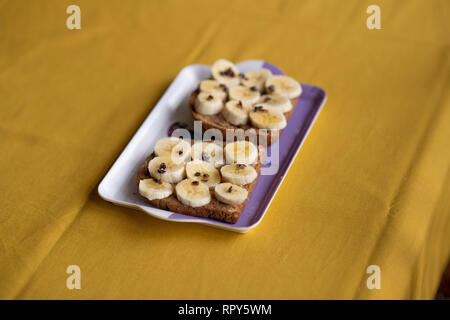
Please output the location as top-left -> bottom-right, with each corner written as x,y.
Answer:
189,90 -> 299,146
137,148 -> 264,224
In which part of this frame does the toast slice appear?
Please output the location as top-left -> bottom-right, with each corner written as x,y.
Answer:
136,147 -> 264,224
189,89 -> 299,146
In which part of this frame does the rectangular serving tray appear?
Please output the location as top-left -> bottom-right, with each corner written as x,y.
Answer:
98,60 -> 327,232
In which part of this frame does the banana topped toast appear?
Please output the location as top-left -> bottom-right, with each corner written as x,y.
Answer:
189,59 -> 302,145
137,137 -> 264,223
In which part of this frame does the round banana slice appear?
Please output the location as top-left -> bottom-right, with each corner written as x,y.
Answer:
199,79 -> 228,101
221,100 -> 249,126
220,164 -> 257,185
240,68 -> 272,92
257,94 -> 293,114
186,160 -> 221,189
249,106 -> 287,130
148,156 -> 185,183
214,183 -> 248,205
175,179 -> 211,207
228,85 -> 260,105
224,141 -> 258,165
211,59 -> 240,87
191,141 -> 224,168
139,178 -> 173,200
265,75 -> 302,99
194,91 -> 224,115
154,137 -> 191,164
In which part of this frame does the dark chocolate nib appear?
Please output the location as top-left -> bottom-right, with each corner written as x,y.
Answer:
220,68 -> 235,77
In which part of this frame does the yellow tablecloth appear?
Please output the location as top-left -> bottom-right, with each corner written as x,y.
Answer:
1,0 -> 449,299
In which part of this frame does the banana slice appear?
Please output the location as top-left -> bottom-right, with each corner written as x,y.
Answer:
221,100 -> 249,126
240,68 -> 272,92
175,179 -> 211,207
228,85 -> 260,105
154,137 -> 191,164
214,183 -> 248,205
224,141 -> 258,165
257,94 -> 293,114
220,164 -> 257,185
211,59 -> 240,87
139,178 -> 173,201
148,156 -> 185,183
265,75 -> 302,99
186,160 -> 221,189
194,91 -> 224,115
249,106 -> 287,130
199,79 -> 228,101
191,141 -> 224,168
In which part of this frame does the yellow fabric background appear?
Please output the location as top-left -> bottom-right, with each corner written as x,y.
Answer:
1,0 -> 449,299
